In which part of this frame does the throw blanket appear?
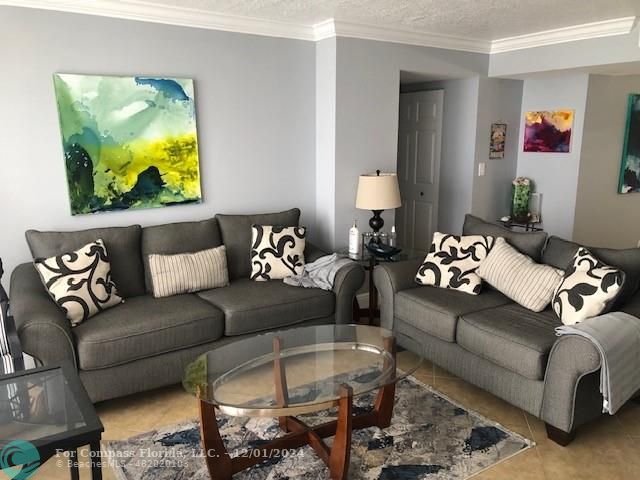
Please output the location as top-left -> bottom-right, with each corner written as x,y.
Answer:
284,254 -> 353,291
555,312 -> 640,414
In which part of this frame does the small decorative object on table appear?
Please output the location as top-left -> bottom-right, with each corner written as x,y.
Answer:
511,177 -> 532,223
365,242 -> 402,261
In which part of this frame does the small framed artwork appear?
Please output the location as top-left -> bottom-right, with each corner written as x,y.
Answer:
618,93 -> 640,194
489,123 -> 507,159
523,110 -> 573,153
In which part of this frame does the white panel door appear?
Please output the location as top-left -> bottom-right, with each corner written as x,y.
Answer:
396,90 -> 444,251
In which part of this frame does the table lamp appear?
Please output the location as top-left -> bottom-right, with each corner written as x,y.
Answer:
355,170 -> 402,234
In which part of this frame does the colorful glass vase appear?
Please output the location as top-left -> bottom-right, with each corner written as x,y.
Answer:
511,177 -> 531,223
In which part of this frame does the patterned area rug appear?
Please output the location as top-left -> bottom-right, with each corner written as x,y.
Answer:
107,375 -> 533,479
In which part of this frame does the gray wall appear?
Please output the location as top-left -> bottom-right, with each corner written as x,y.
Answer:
573,74 -> 640,248
472,78 -> 524,223
315,38 -> 337,251
330,38 -> 488,247
0,6 -> 316,279
516,73 -> 590,239
489,23 -> 640,78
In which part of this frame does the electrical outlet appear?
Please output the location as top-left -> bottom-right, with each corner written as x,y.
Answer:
478,162 -> 486,177
637,240 -> 640,248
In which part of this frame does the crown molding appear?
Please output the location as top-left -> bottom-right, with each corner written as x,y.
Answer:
1,1 -> 636,55
491,16 -> 637,53
0,0 -> 317,40
320,19 -> 491,53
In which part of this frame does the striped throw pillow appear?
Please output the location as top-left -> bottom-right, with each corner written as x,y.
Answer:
477,237 -> 564,312
148,245 -> 229,298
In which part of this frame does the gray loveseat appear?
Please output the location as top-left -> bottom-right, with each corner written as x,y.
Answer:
10,208 -> 365,403
374,214 -> 640,445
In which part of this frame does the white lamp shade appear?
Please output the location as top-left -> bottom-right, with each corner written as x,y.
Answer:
355,172 -> 402,210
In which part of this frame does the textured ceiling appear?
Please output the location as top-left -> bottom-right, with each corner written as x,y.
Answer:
142,0 -> 640,40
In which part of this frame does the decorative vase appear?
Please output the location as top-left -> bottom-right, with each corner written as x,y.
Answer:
511,177 -> 531,223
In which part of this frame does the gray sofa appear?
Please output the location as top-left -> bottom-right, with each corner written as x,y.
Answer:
10,208 -> 365,403
374,214 -> 640,445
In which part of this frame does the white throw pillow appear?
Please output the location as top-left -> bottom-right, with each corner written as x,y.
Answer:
251,226 -> 306,281
477,237 -> 564,312
148,245 -> 229,298
415,233 -> 494,295
552,248 -> 625,325
34,239 -> 123,326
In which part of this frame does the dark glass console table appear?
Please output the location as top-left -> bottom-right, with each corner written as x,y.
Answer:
0,363 -> 104,479
338,248 -> 426,325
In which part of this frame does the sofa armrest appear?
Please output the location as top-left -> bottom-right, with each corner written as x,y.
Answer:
10,263 -> 77,369
332,262 -> 365,325
541,335 -> 601,433
373,258 -> 423,330
305,242 -> 328,263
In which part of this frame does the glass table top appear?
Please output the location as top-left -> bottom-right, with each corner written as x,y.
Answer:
183,325 -> 423,417
0,367 -> 89,445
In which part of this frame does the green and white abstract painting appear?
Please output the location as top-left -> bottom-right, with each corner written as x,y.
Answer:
53,73 -> 202,215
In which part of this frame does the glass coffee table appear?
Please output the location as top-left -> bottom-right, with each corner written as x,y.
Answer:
183,324 -> 422,480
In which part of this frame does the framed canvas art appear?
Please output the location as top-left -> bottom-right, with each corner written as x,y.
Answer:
53,74 -> 202,215
523,110 -> 573,153
489,123 -> 507,159
618,94 -> 640,194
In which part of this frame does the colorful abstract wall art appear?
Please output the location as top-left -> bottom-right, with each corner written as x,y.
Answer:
619,94 -> 640,194
523,110 -> 573,153
489,123 -> 507,159
53,74 -> 202,215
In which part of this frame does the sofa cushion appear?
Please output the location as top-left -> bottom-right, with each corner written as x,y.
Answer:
141,218 -> 222,292
216,208 -> 301,280
197,278 -> 333,336
457,304 -> 561,380
543,236 -> 640,307
251,226 -> 306,281
394,286 -> 512,342
74,294 -> 224,370
26,226 -> 144,298
462,214 -> 547,262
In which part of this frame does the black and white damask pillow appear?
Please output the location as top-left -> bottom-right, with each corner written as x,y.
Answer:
415,233 -> 495,295
552,248 -> 625,325
251,226 -> 306,281
34,239 -> 123,326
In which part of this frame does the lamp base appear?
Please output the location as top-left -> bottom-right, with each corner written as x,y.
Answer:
369,210 -> 384,233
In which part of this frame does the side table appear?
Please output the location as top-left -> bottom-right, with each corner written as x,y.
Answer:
338,247 -> 426,325
0,363 -> 104,479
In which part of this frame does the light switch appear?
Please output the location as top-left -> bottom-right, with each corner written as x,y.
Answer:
478,162 -> 486,177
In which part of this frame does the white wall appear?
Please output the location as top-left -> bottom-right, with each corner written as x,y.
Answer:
472,78 -> 523,223
573,74 -> 640,248
516,73 -> 590,239
0,6 -> 316,279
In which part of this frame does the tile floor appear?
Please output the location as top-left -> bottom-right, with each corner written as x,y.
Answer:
30,351 -> 640,479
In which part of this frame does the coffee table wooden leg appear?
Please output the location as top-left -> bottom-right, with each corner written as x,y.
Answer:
329,384 -> 353,480
199,400 -> 232,480
273,336 -> 290,432
375,336 -> 397,428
